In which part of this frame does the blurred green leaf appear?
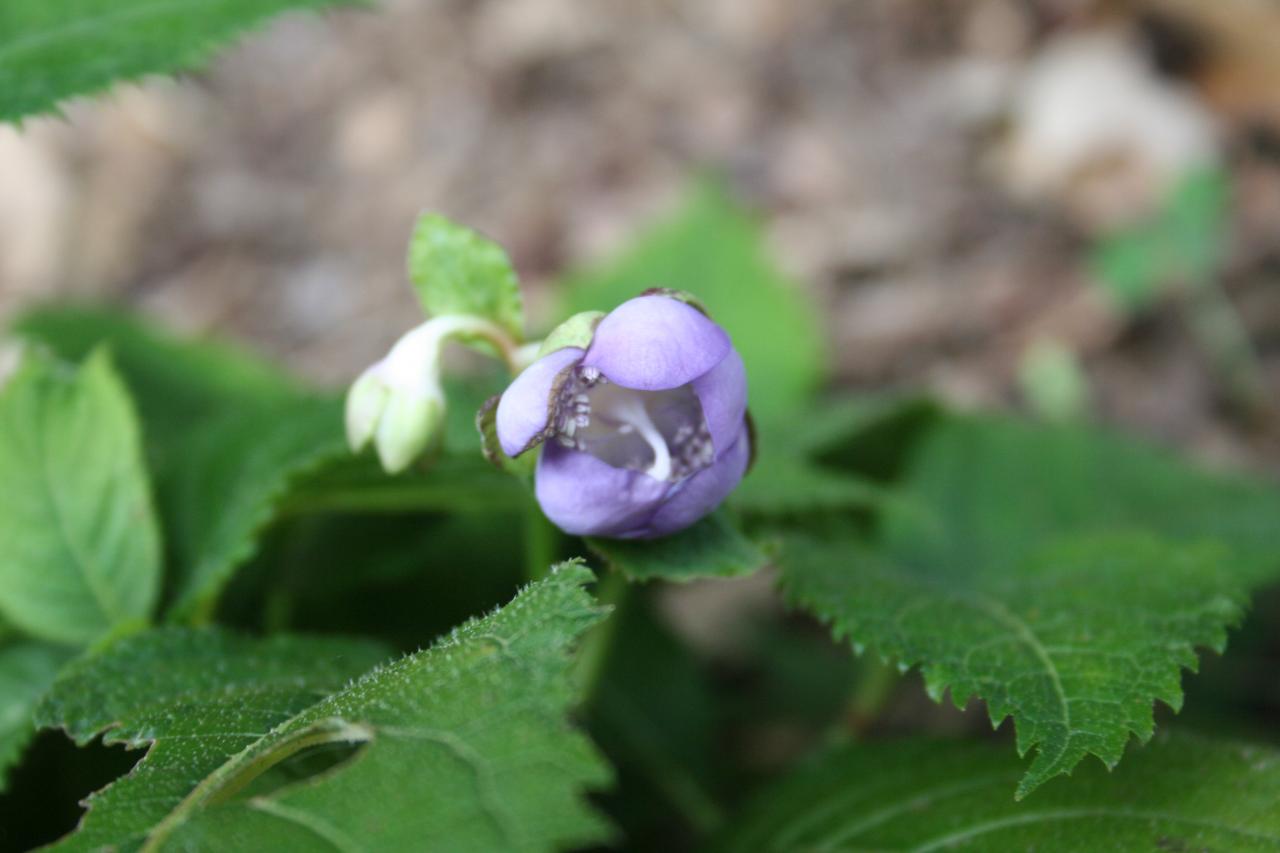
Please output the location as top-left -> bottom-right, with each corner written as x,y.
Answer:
1017,338 -> 1090,423
564,183 -> 824,425
886,415 -> 1280,589
41,565 -> 611,851
719,732 -> 1280,851
35,628 -> 388,852
0,643 -> 71,792
0,0 -> 361,123
13,305 -> 303,459
14,307 -> 525,624
219,511 -> 528,651
588,511 -> 768,583
408,214 -> 525,344
160,396 -> 348,622
587,591 -> 726,844
0,350 -> 160,645
1092,167 -> 1228,312
733,395 -> 938,519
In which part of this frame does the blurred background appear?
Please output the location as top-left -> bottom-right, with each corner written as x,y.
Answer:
4,3 -> 1280,847
1,0 -> 1279,458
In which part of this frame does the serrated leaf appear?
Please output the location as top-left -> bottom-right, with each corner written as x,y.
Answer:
588,511 -> 768,582
35,628 -> 389,852
407,214 -> 525,345
160,396 -> 349,622
783,413 -> 1280,797
719,731 -> 1280,852
778,412 -> 1280,799
0,350 -> 161,645
785,533 -> 1245,799
0,0 -> 361,123
563,182 -> 823,426
40,564 -> 611,851
0,642 -> 72,791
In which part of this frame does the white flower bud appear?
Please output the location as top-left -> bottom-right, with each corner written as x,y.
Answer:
345,322 -> 450,474
345,367 -> 390,453
374,392 -> 444,474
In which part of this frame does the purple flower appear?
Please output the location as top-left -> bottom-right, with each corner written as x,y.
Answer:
495,293 -> 750,539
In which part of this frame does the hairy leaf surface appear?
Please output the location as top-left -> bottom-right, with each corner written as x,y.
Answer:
786,534 -> 1244,798
720,732 -> 1280,851
784,415 -> 1277,797
39,564 -> 610,852
0,350 -> 160,644
36,628 -> 388,852
0,0 -> 359,123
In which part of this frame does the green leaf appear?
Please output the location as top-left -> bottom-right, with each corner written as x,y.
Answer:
281,451 -> 527,515
587,511 -> 769,582
732,395 -> 937,518
407,214 -> 525,343
161,396 -> 349,622
782,412 -> 1280,797
586,590 -> 727,841
218,512 -> 528,651
785,532 -> 1244,799
475,394 -> 536,479
886,414 -> 1280,588
1092,167 -> 1228,312
13,305 -> 303,457
35,628 -> 389,852
0,0 -> 361,124
564,182 -> 824,425
536,310 -> 605,359
719,732 -> 1280,852
0,642 -> 71,791
0,350 -> 161,645
40,564 -> 611,851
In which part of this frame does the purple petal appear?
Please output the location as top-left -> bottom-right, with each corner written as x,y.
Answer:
495,347 -> 583,456
535,443 -> 670,537
582,294 -> 731,391
691,347 -> 747,454
641,425 -> 751,538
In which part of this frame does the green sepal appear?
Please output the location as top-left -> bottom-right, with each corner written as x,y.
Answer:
535,311 -> 606,360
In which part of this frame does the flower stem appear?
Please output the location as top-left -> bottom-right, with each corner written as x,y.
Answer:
522,502 -> 559,581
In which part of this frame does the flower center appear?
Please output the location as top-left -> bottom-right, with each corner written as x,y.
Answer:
553,366 -> 713,482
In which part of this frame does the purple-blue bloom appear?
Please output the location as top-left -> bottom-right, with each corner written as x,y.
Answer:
495,293 -> 750,539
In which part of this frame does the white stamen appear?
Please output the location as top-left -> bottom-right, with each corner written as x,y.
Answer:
599,394 -> 672,481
